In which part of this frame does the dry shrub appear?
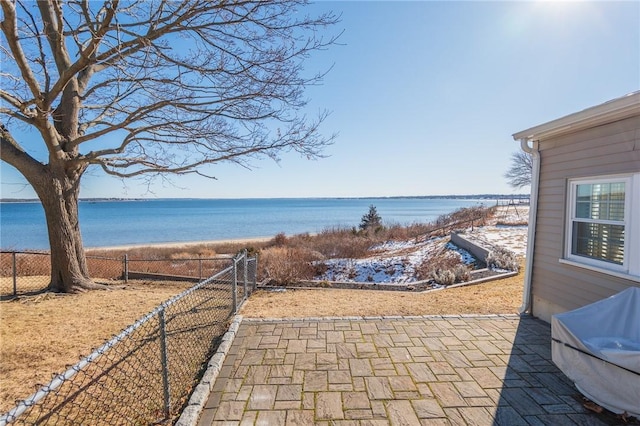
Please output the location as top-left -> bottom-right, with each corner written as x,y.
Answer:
168,252 -> 196,260
430,263 -> 472,286
486,247 -> 519,272
415,250 -> 471,285
434,206 -> 496,231
415,253 -> 459,281
301,227 -> 372,259
167,248 -> 218,259
384,222 -> 435,241
453,264 -> 471,282
384,206 -> 495,242
272,232 -> 314,248
496,219 -> 528,227
431,269 -> 456,285
259,246 -> 318,285
272,232 -> 288,246
197,248 -> 218,258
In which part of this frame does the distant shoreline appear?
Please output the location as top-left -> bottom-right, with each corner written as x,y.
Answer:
0,194 -> 530,203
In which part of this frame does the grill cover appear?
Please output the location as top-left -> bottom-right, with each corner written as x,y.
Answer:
551,287 -> 640,417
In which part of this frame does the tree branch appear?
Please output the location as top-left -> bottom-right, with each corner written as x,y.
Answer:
2,0 -> 339,187
0,0 -> 43,102
0,123 -> 46,177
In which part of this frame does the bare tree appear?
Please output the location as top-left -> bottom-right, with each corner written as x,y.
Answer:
504,151 -> 532,189
0,0 -> 339,292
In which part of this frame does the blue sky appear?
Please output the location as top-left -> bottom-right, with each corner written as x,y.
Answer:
1,1 -> 638,199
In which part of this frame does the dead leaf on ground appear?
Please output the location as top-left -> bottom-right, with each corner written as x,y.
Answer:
583,400 -> 604,414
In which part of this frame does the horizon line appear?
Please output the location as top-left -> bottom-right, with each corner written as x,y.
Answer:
1,193 -> 531,202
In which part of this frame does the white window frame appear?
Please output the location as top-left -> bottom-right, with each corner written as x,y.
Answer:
563,173 -> 640,278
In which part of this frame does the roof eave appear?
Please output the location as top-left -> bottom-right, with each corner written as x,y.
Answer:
512,91 -> 640,142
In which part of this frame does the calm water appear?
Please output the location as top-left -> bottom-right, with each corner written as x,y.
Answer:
0,198 -> 490,250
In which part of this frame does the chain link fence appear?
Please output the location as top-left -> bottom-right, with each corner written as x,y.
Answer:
0,251 -> 51,296
0,251 -> 234,297
0,251 -> 257,425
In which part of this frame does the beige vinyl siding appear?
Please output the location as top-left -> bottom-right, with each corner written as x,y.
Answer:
531,115 -> 640,315
541,126 -> 638,160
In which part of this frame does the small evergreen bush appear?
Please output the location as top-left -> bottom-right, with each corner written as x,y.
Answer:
359,205 -> 382,231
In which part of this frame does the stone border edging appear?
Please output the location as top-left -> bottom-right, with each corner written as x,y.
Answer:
175,315 -> 244,426
260,268 -> 518,294
242,313 -> 522,322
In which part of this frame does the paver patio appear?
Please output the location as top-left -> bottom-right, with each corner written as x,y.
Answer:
195,314 -> 613,425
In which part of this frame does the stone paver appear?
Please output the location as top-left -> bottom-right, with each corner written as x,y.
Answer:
196,315 -> 612,425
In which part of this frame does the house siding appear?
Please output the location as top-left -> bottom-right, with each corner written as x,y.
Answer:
531,115 -> 640,321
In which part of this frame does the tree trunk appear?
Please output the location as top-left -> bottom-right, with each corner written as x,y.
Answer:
35,168 -> 98,293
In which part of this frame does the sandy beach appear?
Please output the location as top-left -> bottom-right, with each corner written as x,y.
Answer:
86,236 -> 274,251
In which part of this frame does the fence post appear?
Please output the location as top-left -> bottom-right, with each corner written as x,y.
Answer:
199,255 -> 203,281
12,252 -> 17,296
243,251 -> 248,297
123,254 -> 129,283
253,255 -> 258,292
232,256 -> 238,314
158,307 -> 171,419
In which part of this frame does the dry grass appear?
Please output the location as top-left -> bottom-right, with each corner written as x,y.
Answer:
0,281 -> 190,413
240,262 -> 525,318
258,246 -> 319,285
